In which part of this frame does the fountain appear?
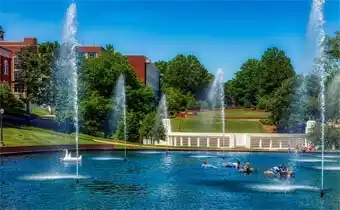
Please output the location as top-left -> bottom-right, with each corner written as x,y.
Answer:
208,68 -> 225,149
157,94 -> 170,151
308,0 -> 326,198
55,2 -> 81,181
113,75 -> 127,161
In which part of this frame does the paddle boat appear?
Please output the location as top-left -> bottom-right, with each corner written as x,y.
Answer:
60,149 -> 82,162
264,165 -> 295,178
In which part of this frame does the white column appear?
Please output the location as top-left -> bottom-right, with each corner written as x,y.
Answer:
259,139 -> 262,148
197,138 -> 200,147
229,135 -> 233,148
174,137 -> 177,146
280,141 -> 282,149
217,138 -> 220,148
188,137 -> 191,147
180,137 -> 183,146
246,134 -> 251,149
207,138 -> 209,147
270,139 -> 273,150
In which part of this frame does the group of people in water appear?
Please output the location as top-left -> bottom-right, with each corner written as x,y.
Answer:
201,160 -> 295,178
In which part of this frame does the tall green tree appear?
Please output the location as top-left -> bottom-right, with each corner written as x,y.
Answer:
162,54 -> 213,97
269,77 -> 296,125
16,41 -> 59,122
227,58 -> 261,107
258,47 -> 295,97
139,111 -> 166,144
78,49 -> 155,141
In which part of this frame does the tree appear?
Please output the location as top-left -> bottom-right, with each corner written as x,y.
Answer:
162,54 -> 213,97
0,83 -> 24,109
115,111 -> 141,142
79,91 -> 111,135
308,123 -> 340,150
258,47 -> 295,97
15,42 -> 59,124
227,59 -> 261,107
325,31 -> 340,59
154,60 -> 168,89
269,77 -> 295,125
36,42 -> 60,107
164,87 -> 187,116
78,49 -> 155,138
139,111 -> 166,144
80,50 -> 141,99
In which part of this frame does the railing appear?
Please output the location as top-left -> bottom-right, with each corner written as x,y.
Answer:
148,132 -> 306,150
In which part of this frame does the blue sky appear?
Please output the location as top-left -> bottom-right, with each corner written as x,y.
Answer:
0,0 -> 339,80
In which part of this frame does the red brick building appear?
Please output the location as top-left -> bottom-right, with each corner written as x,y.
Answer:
0,34 -> 38,95
77,46 -> 104,58
127,55 -> 160,101
0,46 -> 12,86
0,27 -> 160,100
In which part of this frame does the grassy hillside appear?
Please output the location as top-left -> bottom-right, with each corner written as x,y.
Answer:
172,109 -> 270,133
196,109 -> 270,119
171,118 -> 264,133
2,126 -> 103,146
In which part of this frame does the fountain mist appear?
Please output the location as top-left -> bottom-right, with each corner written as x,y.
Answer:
308,0 -> 326,196
56,2 -> 80,178
114,75 -> 127,160
156,94 -> 169,146
158,94 -> 169,120
208,68 -> 225,147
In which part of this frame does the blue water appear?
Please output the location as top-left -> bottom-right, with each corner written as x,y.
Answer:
1,151 -> 340,209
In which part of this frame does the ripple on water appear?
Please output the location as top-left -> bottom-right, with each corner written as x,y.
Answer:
316,155 -> 340,159
291,158 -> 337,163
137,151 -> 164,154
246,184 -> 319,193
19,174 -> 88,181
312,166 -> 340,171
92,157 -> 124,161
189,155 -> 215,158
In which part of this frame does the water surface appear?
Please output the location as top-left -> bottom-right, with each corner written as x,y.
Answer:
1,151 -> 339,209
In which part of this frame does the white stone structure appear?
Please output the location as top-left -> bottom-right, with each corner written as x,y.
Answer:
143,118 -> 307,150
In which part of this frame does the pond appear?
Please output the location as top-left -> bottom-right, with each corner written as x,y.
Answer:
1,151 -> 340,209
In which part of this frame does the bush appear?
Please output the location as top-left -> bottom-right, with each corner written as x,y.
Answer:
0,83 -> 25,109
257,96 -> 272,111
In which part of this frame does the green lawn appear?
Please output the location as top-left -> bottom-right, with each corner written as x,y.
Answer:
171,118 -> 264,133
197,109 -> 270,119
5,107 -> 51,118
3,126 -> 103,146
31,107 -> 51,116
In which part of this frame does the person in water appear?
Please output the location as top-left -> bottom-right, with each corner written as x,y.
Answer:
243,162 -> 251,174
225,160 -> 241,169
236,160 -> 241,169
202,161 -> 217,168
202,161 -> 208,167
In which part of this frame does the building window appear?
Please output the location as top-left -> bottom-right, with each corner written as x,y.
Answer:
88,52 -> 96,58
14,83 -> 24,93
77,52 -> 85,58
14,56 -> 20,69
14,69 -> 21,81
4,60 -> 9,75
